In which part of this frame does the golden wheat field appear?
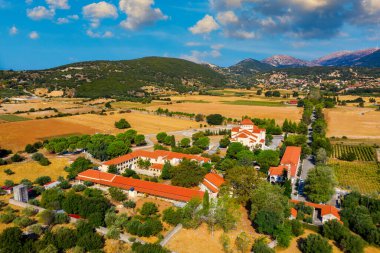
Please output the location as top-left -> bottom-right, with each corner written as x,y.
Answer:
167,206 -> 259,253
325,107 -> 380,139
0,157 -> 69,183
0,118 -> 97,151
146,102 -> 302,124
56,112 -> 200,135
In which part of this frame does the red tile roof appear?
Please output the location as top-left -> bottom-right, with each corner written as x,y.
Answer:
77,170 -> 204,202
204,173 -> 225,187
291,200 -> 340,220
151,163 -> 164,170
280,146 -> 301,177
202,180 -> 218,193
268,166 -> 288,176
241,118 -> 254,125
291,208 -> 298,218
104,150 -> 210,166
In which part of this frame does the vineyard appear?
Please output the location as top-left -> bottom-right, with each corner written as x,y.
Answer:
331,144 -> 376,161
328,160 -> 380,194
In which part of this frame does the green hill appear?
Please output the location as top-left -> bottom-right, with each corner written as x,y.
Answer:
0,57 -> 227,98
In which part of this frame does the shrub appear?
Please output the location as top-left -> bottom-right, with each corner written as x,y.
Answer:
54,212 -> 70,224
0,213 -> 16,223
0,158 -> 6,165
25,144 -> 37,153
34,176 -> 52,186
123,200 -> 136,209
59,181 -> 71,189
108,187 -> 126,202
106,226 -> 120,239
83,181 -> 94,187
22,207 -> 38,217
4,180 -> 14,187
114,119 -> 131,129
13,216 -> 34,228
163,207 -> 182,226
122,169 -> 137,177
72,184 -> 86,192
339,152 -> 357,161
140,202 -> 158,217
206,114 -> 224,125
298,234 -> 332,253
39,157 -> 51,166
3,169 -> 14,175
31,153 -> 44,161
132,242 -> 169,253
27,224 -> 43,235
10,154 -> 24,163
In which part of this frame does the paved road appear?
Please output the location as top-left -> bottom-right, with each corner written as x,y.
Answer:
267,135 -> 284,150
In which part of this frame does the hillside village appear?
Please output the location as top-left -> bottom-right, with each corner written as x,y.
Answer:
0,84 -> 379,253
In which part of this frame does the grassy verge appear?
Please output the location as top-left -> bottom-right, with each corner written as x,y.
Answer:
328,159 -> 380,194
0,114 -> 31,122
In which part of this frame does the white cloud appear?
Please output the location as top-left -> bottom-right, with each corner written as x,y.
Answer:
119,0 -> 168,30
210,0 -> 242,10
29,31 -> 39,39
83,2 -> 118,19
224,30 -> 255,39
27,6 -> 55,20
67,14 -> 79,20
216,11 -> 238,25
362,0 -> 380,14
180,44 -> 223,63
56,17 -> 69,24
86,29 -> 113,38
25,0 -> 33,4
289,0 -> 329,11
189,14 -> 219,34
46,0 -> 70,10
185,41 -> 202,46
9,25 -> 18,35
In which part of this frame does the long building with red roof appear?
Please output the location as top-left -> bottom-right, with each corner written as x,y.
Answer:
268,146 -> 302,184
76,169 -> 204,203
230,118 -> 266,150
99,150 -> 210,177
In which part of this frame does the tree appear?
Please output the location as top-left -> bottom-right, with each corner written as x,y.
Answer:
219,136 -> 230,148
163,207 -> 182,226
25,144 -> 37,153
156,132 -> 168,143
202,190 -> 210,214
252,237 -> 274,253
34,176 -> 52,186
256,90 -> 263,95
194,136 -> 210,150
54,227 -> 77,250
195,114 -> 204,122
316,148 -> 327,165
235,232 -> 250,253
236,150 -> 255,167
140,202 -> 159,217
220,233 -> 232,253
304,166 -> 336,203
134,134 -> 146,146
290,219 -> 304,236
39,210 -> 56,225
298,234 -> 332,253
10,153 -> 24,162
77,232 -> 104,251
4,179 -> 14,187
206,114 -> 224,125
180,138 -> 191,148
109,187 -> 126,202
225,166 -> 261,203
160,162 -> 173,180
132,242 -> 170,253
171,160 -> 208,188
107,165 -> 118,174
114,118 -> 131,129
226,142 -> 245,159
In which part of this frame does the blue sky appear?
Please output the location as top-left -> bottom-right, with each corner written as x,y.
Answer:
1,0 -> 380,70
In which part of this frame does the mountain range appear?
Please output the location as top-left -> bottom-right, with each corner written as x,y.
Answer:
258,48 -> 380,68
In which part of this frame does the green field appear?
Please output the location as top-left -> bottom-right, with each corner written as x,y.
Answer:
0,114 -> 31,122
331,144 -> 376,161
329,160 -> 380,194
221,100 -> 286,107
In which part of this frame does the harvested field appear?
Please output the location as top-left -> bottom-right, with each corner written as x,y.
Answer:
57,112 -> 199,135
0,118 -> 97,151
328,160 -> 380,194
325,107 -> 380,139
167,206 -> 260,253
0,114 -> 31,122
221,100 -> 287,107
0,157 -> 69,184
111,100 -> 168,109
146,102 -> 302,124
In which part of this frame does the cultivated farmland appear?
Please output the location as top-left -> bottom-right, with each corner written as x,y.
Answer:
328,160 -> 380,194
0,157 -> 69,183
331,144 -> 376,161
0,114 -> 31,122
325,107 -> 380,139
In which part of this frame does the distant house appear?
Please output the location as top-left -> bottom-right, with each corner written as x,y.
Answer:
1,186 -> 13,194
200,173 -> 225,196
76,169 -> 204,204
291,200 -> 341,224
13,184 -> 29,203
99,150 -> 210,177
43,181 -> 61,190
230,119 -> 266,150
268,146 -> 302,184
